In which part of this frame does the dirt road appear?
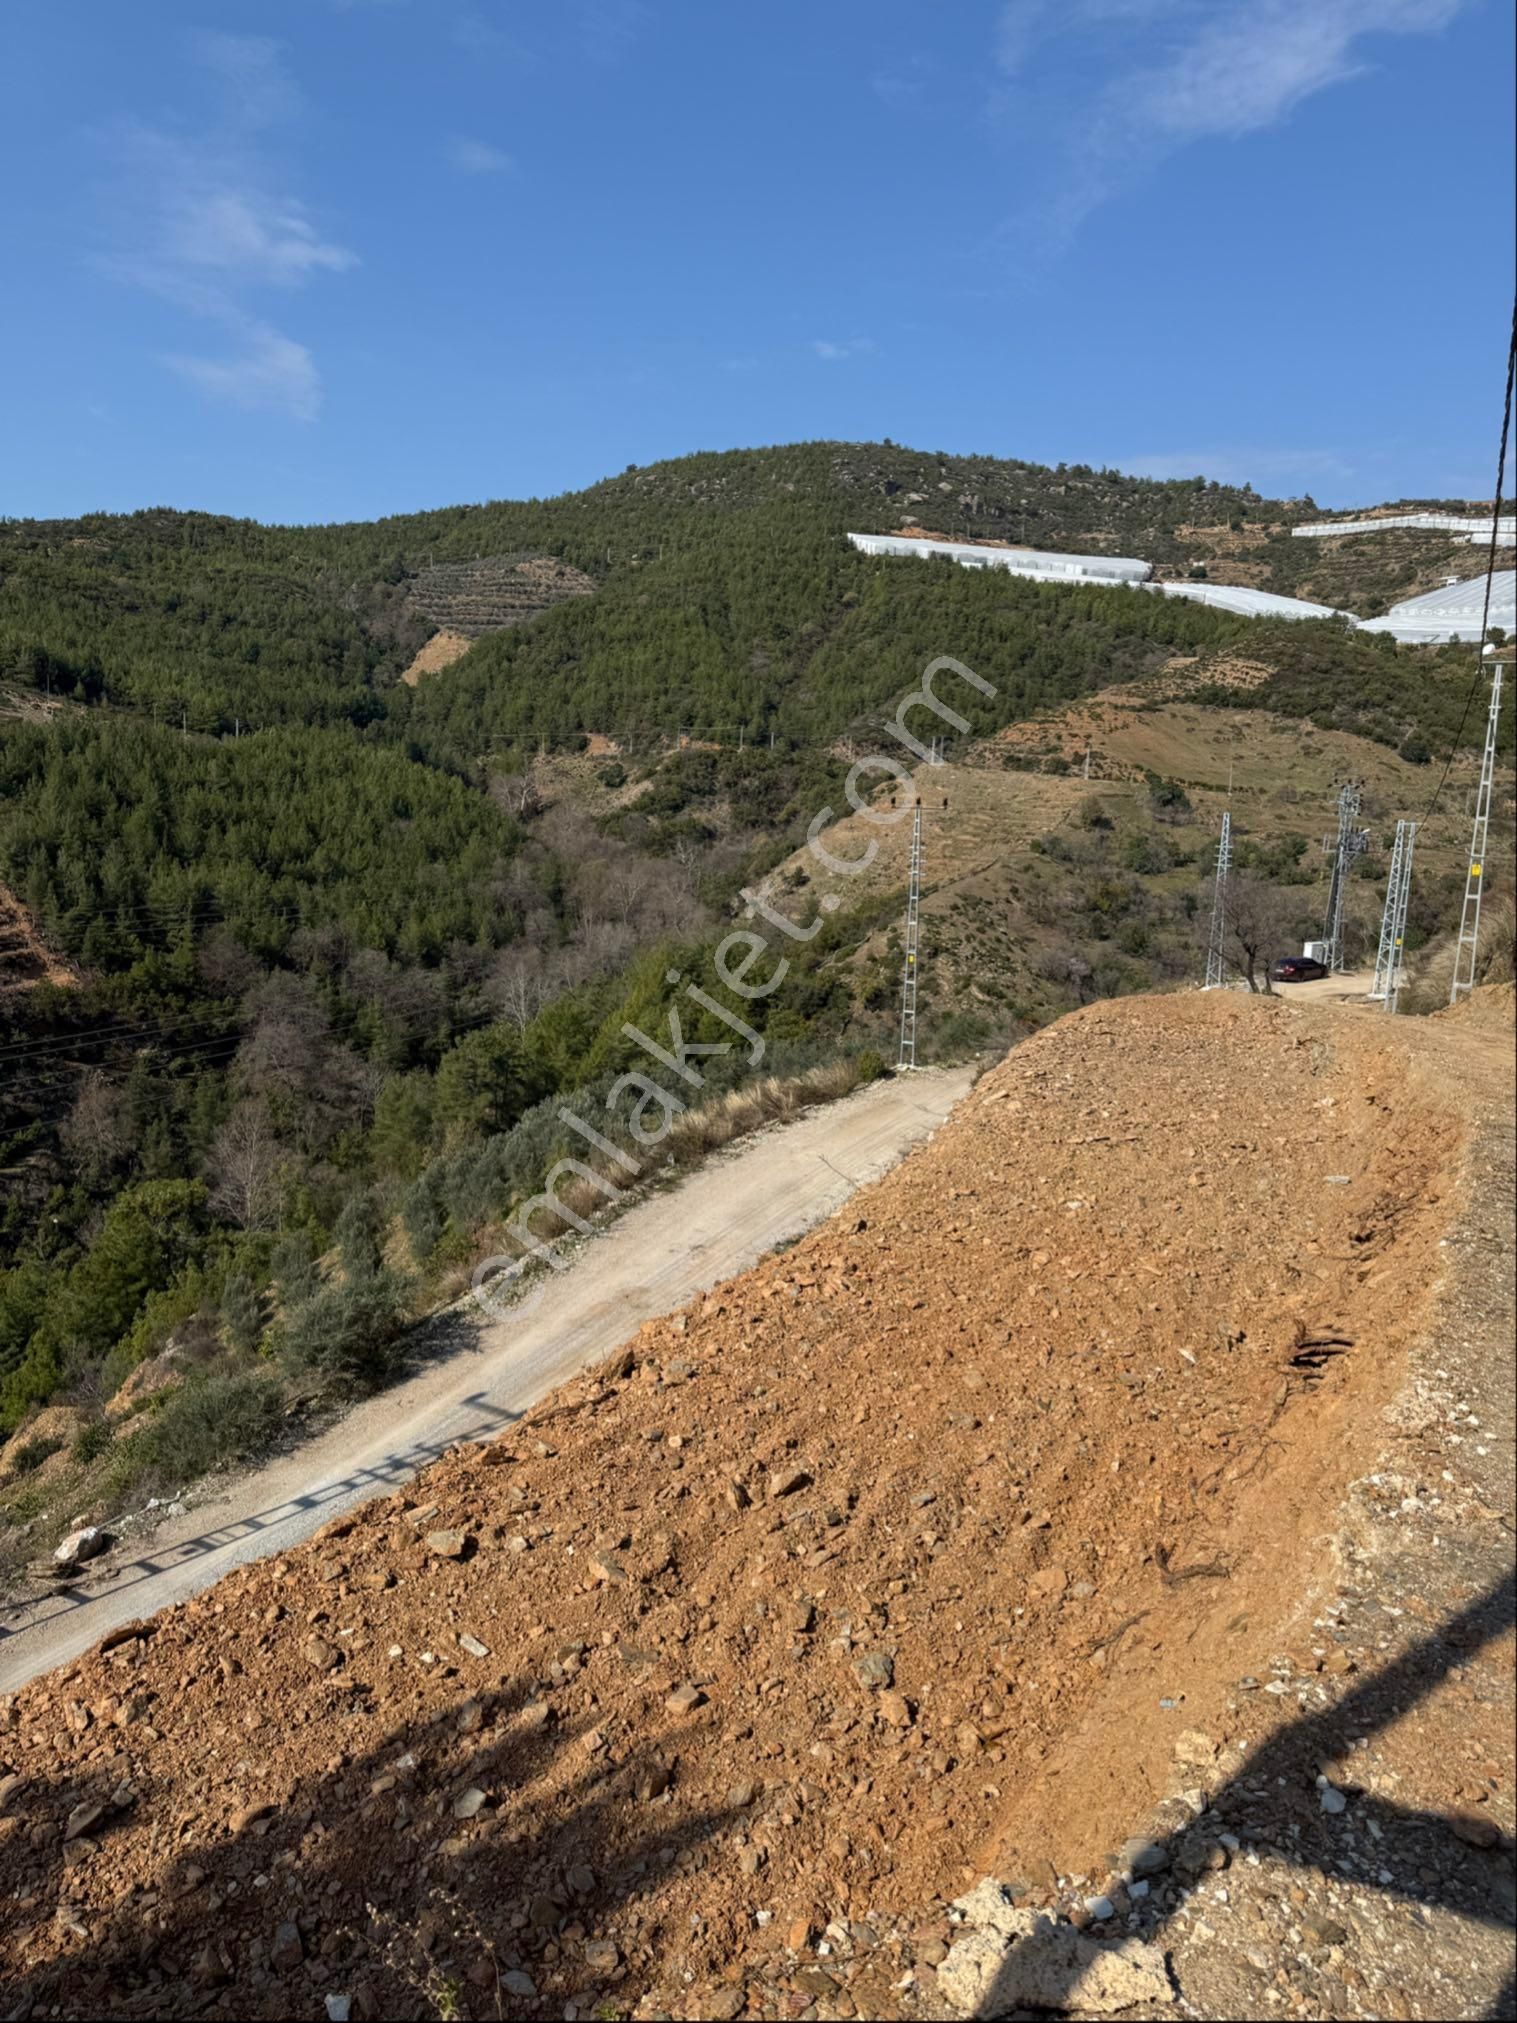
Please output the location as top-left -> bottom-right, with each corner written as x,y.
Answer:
0,1064 -> 972,1695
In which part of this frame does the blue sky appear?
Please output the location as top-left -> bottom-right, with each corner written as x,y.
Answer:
2,0 -> 1512,524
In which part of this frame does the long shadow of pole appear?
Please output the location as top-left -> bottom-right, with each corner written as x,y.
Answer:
977,1568 -> 1517,2016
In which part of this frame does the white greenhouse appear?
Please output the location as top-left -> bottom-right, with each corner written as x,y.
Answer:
846,530 -> 1152,584
1355,571 -> 1517,643
1293,513 -> 1515,547
1154,580 -> 1349,623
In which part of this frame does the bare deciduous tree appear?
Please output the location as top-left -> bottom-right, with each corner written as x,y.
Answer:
60,1071 -> 129,1173
206,1101 -> 281,1231
1225,875 -> 1305,994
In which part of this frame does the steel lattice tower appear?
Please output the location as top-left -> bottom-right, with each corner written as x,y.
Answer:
1204,810 -> 1232,989
1450,658 -> 1506,1004
897,800 -> 923,1069
1322,782 -> 1369,973
1369,819 -> 1417,1011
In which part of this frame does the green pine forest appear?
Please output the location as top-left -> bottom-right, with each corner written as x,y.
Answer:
0,439 -> 1504,1506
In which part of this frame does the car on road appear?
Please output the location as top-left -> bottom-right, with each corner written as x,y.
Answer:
1270,954 -> 1330,983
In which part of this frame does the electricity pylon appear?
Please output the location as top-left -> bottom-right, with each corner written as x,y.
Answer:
1368,819 -> 1417,1011
1322,782 -> 1369,972
1204,810 -> 1232,989
897,799 -> 923,1069
1450,656 -> 1506,1004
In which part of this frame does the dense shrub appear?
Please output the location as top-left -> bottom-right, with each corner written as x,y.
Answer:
276,1273 -> 413,1387
115,1370 -> 285,1491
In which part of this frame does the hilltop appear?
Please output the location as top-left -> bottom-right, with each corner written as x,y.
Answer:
0,441 -> 1496,743
0,987 -> 1511,2020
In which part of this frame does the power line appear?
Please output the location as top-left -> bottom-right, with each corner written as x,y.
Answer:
1450,657 -> 1506,1005
897,799 -> 923,1070
1203,809 -> 1232,990
1368,819 -> 1416,1011
1422,302 -> 1516,824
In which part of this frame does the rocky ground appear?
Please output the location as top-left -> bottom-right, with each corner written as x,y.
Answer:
0,989 -> 1511,2022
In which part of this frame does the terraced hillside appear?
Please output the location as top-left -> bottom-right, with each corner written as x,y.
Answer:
406,554 -> 597,638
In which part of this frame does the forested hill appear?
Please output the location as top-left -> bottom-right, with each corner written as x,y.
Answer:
0,439 -> 1503,1504
3,443 -> 1271,732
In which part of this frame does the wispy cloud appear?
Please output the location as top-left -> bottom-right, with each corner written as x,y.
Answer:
577,0 -> 648,64
812,337 -> 877,362
448,135 -> 514,174
994,0 -> 1466,238
870,53 -> 933,106
164,324 -> 323,423
102,36 -> 354,420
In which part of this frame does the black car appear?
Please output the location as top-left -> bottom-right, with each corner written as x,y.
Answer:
1270,955 -> 1329,983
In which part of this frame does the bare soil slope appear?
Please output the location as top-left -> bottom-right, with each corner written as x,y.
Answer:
0,993 -> 1507,2022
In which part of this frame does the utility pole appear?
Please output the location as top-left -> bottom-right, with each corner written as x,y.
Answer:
1082,742 -> 1091,780
1369,819 -> 1417,1011
1204,809 -> 1232,989
1450,652 -> 1505,1004
1322,781 -> 1369,973
897,799 -> 923,1070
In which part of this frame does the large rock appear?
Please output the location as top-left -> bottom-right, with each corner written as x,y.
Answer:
54,1526 -> 110,1570
938,1882 -> 1174,2016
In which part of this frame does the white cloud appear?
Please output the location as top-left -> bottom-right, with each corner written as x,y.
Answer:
102,38 -> 354,421
812,337 -> 877,362
160,186 -> 356,286
578,0 -> 648,64
164,324 -> 323,422
192,32 -> 302,127
994,0 -> 1467,236
449,136 -> 514,175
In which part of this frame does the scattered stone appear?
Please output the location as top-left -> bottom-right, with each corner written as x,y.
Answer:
1121,1838 -> 1171,1877
589,1550 -> 628,1586
566,1863 -> 595,1895
500,1970 -> 537,1999
854,1650 -> 894,1690
635,1761 -> 672,1801
724,1478 -> 751,1512
457,1633 -> 490,1659
666,1683 -> 707,1715
940,1883 -> 1174,2015
1450,1810 -> 1502,1849
424,1529 -> 471,1559
1318,1780 -> 1348,1815
230,1801 -> 275,1834
271,1920 -> 304,1973
452,1787 -> 487,1820
1085,1894 -> 1115,1921
63,1800 -> 105,1842
97,1619 -> 153,1653
702,1987 -> 745,2021
583,1937 -> 619,1973
325,1998 -> 351,2023
878,1690 -> 914,1728
769,1466 -> 810,1498
303,1636 -> 341,1673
